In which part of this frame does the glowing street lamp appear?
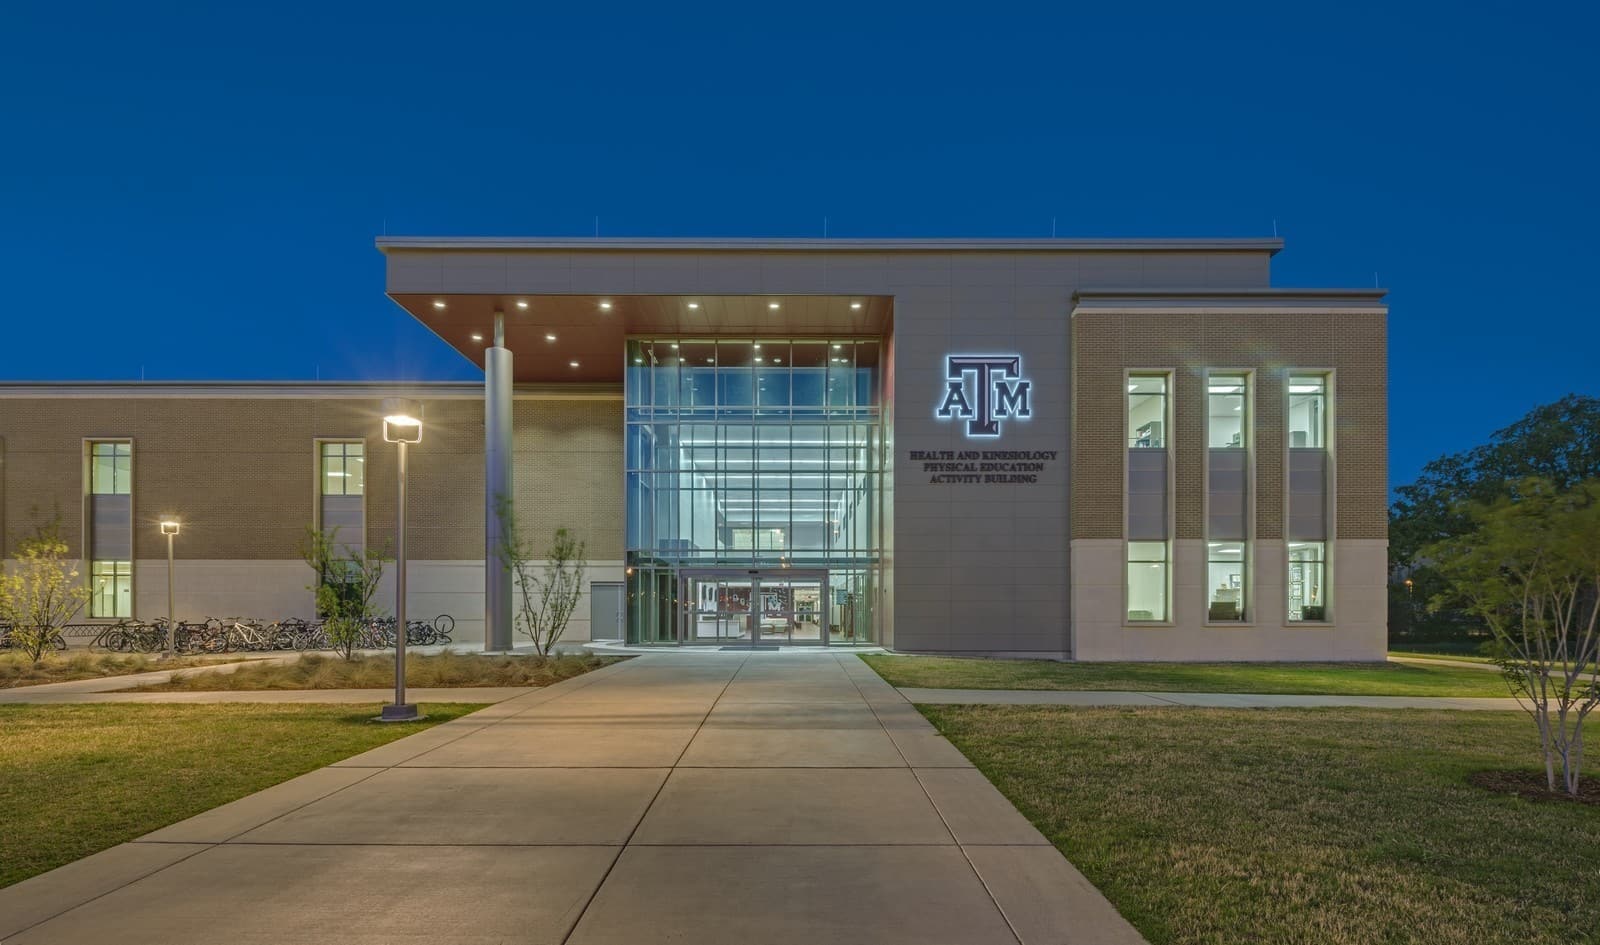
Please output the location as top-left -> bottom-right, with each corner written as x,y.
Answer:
379,398 -> 424,722
160,518 -> 180,654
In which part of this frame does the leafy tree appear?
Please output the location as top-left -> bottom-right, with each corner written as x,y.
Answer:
496,496 -> 587,657
297,526 -> 388,661
1425,478 -> 1600,797
1392,395 -> 1600,641
0,513 -> 93,661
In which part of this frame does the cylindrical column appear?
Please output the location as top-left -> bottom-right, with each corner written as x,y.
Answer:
166,534 -> 176,653
485,312 -> 514,652
395,439 -> 408,706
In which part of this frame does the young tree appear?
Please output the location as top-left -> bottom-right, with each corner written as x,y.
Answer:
0,513 -> 93,661
1425,478 -> 1600,797
496,496 -> 588,657
298,526 -> 388,661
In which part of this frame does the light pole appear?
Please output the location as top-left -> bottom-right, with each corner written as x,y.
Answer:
160,519 -> 180,655
380,398 -> 423,722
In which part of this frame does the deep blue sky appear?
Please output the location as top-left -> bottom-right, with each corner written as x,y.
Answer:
2,2 -> 1595,487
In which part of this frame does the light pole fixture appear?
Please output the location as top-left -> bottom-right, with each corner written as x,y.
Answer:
379,397 -> 424,722
160,518 -> 180,655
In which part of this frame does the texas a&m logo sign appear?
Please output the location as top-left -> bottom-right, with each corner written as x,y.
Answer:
935,354 -> 1032,438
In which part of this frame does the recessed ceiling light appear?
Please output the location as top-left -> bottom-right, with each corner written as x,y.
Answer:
767,302 -> 780,310
569,360 -> 581,368
753,343 -> 762,349
850,301 -> 862,310
671,343 -> 680,349
432,300 -> 447,310
599,301 -> 612,310
470,333 -> 484,342
516,300 -> 529,310
545,333 -> 557,342
832,343 -> 842,350
687,302 -> 700,310
634,357 -> 643,364
754,357 -> 764,363
773,358 -> 782,364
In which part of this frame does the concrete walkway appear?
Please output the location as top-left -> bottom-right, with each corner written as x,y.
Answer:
0,651 -> 1146,945
1387,655 -> 1503,672
900,688 -> 1524,710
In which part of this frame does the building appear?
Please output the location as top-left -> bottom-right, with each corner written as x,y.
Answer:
0,236 -> 1388,659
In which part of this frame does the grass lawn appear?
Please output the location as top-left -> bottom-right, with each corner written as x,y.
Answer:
862,654 -> 1512,696
138,650 -> 617,691
0,650 -> 244,688
922,705 -> 1599,945
0,702 -> 484,888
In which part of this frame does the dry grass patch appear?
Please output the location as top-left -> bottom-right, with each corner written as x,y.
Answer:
0,650 -> 242,688
139,650 -> 618,691
921,705 -> 1599,945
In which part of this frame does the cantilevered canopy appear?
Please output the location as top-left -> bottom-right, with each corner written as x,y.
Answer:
388,294 -> 893,384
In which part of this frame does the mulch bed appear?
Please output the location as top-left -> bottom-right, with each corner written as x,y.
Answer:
1468,769 -> 1600,806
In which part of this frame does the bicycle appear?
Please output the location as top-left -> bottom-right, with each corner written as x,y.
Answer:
0,622 -> 69,652
224,619 -> 291,652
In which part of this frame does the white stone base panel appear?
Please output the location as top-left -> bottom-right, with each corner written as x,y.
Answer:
1069,538 -> 1387,661
128,559 -> 625,647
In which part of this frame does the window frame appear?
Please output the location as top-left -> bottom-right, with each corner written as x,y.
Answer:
1204,540 -> 1249,624
89,559 -> 133,619
87,439 -> 133,496
1124,539 -> 1172,625
1286,372 -> 1331,451
1124,371 -> 1172,450
1283,369 -> 1336,626
319,440 -> 366,498
1286,539 -> 1331,624
1205,371 -> 1251,451
313,438 -> 368,553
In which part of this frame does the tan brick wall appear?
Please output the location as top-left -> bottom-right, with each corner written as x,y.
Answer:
1071,310 -> 1387,541
512,400 -> 624,560
0,395 -> 623,562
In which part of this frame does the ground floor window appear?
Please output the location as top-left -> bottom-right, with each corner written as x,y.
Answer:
90,560 -> 132,618
1207,541 -> 1247,621
1126,541 -> 1169,622
1287,541 -> 1327,621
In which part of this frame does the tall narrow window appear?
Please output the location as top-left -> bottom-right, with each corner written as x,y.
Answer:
1208,374 -> 1247,448
90,560 -> 132,618
1126,541 -> 1169,622
1288,541 -> 1327,621
89,441 -> 132,495
1288,375 -> 1327,449
87,440 -> 134,619
320,442 -> 365,496
1127,375 -> 1168,448
317,441 -> 365,556
1206,542 -> 1247,621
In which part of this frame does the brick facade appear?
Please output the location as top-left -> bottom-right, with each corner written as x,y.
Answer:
0,392 -> 623,562
1070,309 -> 1388,542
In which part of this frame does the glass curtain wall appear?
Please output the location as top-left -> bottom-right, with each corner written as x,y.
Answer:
625,338 -> 883,644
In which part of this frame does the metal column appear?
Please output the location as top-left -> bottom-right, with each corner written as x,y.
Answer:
484,311 -> 515,652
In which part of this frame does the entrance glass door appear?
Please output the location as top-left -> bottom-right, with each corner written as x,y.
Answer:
681,570 -> 828,645
686,576 -> 754,643
757,577 -> 825,643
